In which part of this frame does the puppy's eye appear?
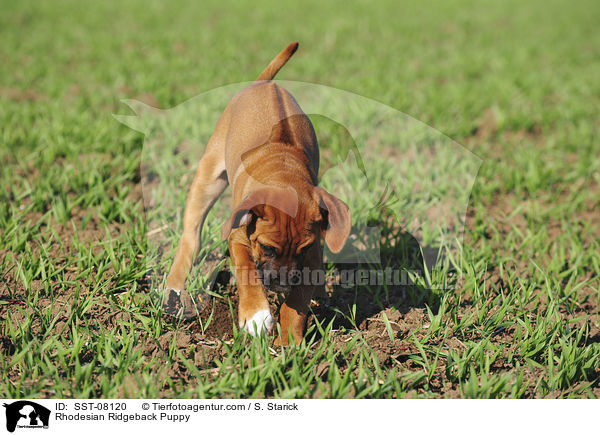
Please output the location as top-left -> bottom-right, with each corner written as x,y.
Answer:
258,242 -> 277,257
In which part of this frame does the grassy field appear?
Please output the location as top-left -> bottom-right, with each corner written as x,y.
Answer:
1,0 -> 599,398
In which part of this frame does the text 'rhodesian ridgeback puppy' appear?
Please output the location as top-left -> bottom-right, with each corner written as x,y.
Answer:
165,42 -> 351,345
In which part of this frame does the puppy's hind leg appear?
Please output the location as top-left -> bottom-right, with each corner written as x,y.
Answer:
165,150 -> 228,309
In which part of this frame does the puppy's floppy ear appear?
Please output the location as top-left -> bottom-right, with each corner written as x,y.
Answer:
313,186 -> 351,253
221,186 -> 299,240
220,208 -> 253,241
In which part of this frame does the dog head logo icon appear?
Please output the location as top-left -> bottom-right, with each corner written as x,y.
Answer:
3,401 -> 50,432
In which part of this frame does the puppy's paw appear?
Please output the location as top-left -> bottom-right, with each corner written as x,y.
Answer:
163,288 -> 184,317
240,309 -> 274,336
163,288 -> 211,319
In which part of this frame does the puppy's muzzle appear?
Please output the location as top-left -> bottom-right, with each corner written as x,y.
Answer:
258,266 -> 304,293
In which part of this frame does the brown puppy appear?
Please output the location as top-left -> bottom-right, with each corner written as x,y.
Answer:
165,42 -> 351,345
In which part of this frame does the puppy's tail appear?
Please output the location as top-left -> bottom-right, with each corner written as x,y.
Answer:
256,42 -> 299,81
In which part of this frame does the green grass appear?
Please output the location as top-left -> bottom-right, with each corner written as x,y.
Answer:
1,0 -> 599,398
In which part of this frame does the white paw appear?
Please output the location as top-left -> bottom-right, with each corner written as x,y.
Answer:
240,309 -> 274,336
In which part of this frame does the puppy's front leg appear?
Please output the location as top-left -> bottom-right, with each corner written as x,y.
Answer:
278,242 -> 322,345
229,234 -> 273,335
278,287 -> 314,345
166,153 -> 227,292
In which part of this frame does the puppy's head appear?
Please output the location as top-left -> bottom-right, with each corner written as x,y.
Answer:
221,185 -> 351,291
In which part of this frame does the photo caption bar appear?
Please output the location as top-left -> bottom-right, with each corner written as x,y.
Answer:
0,399 -> 595,435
